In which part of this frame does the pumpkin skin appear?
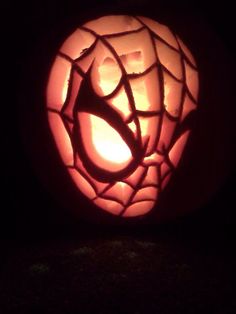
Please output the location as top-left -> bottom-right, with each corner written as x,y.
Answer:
46,15 -> 199,218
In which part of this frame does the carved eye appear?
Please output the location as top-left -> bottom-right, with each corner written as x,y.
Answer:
78,112 -> 132,172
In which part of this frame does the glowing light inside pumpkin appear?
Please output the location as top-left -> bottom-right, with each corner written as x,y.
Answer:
46,15 -> 199,217
90,115 -> 132,163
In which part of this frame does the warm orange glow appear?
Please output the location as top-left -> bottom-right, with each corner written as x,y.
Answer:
123,201 -> 155,217
48,112 -> 73,166
47,56 -> 71,110
78,112 -> 132,172
107,88 -> 131,119
103,182 -> 133,205
97,57 -> 121,95
68,168 -> 96,199
90,115 -> 132,164
46,15 -> 199,218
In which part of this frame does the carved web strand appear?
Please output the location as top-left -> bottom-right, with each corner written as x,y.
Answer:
58,56 -> 85,122
101,26 -> 146,38
119,166 -> 148,215
67,165 -> 98,195
161,64 -> 184,83
48,108 -> 60,114
134,16 -> 180,52
58,52 -> 86,79
146,27 -> 165,156
119,163 -> 161,216
96,193 -> 125,206
101,77 -> 124,100
92,181 -> 117,199
73,37 -> 99,63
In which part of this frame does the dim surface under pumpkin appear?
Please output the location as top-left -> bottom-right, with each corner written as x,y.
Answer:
46,15 -> 199,217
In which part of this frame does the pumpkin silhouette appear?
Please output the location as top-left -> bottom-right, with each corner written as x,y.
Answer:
46,15 -> 199,217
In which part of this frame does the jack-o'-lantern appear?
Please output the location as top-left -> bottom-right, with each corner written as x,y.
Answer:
46,15 -> 199,218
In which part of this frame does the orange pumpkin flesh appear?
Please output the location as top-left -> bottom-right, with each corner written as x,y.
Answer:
46,15 -> 199,217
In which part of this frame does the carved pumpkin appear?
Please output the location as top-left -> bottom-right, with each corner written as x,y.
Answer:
46,15 -> 199,218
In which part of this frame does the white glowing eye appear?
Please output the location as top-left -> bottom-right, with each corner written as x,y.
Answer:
90,115 -> 131,164
78,112 -> 132,172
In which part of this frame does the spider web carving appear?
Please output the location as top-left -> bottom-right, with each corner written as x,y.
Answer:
47,16 -> 199,217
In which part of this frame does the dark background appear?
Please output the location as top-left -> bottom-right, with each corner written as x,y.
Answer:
1,1 -> 236,313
